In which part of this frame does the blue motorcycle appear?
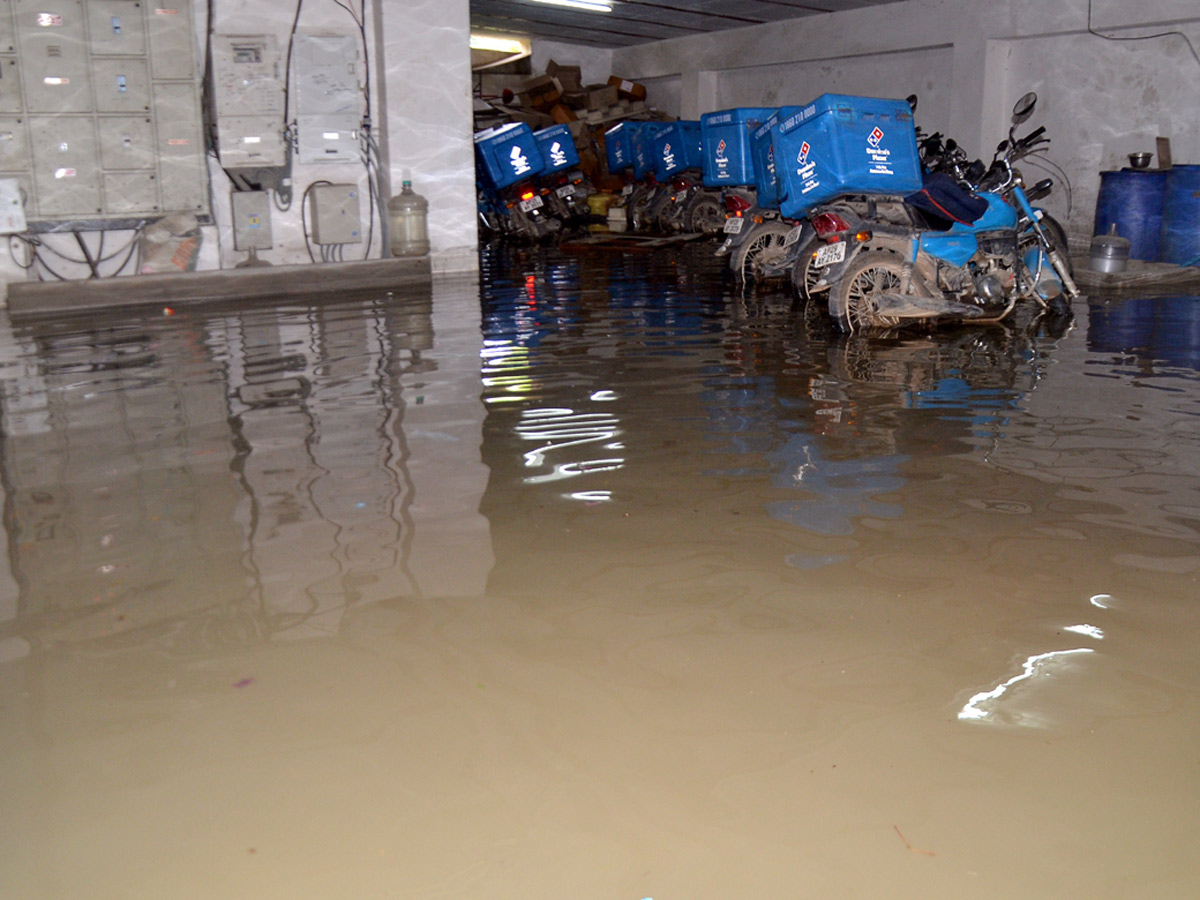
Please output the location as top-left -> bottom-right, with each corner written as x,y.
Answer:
807,92 -> 1078,332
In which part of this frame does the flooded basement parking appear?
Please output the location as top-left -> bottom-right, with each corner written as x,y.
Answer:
1,243 -> 1199,898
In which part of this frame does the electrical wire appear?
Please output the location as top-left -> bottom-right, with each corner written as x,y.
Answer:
282,0 -> 306,128
8,235 -> 35,270
1086,0 -> 1200,68
1021,151 -> 1074,219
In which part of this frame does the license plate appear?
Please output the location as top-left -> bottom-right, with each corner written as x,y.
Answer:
783,225 -> 803,247
556,184 -> 575,198
519,195 -> 544,213
723,217 -> 744,234
814,241 -> 846,267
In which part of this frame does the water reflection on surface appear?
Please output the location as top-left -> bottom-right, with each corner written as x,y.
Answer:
2,248 -> 1200,898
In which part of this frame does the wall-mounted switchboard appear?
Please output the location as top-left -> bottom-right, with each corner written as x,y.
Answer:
209,34 -> 285,169
294,33 -> 360,165
0,0 -> 209,228
309,183 -> 360,244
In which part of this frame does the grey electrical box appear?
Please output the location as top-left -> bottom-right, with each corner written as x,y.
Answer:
294,34 -> 360,164
231,190 -> 272,250
309,183 -> 361,244
209,34 -> 285,168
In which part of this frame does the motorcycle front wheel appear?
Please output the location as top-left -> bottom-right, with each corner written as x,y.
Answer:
1021,212 -> 1074,277
829,250 -> 906,333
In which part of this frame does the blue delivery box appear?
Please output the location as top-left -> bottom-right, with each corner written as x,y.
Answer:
775,94 -> 922,219
750,107 -> 802,211
652,120 -> 702,179
533,124 -> 580,174
475,123 -> 545,190
700,107 -> 773,187
630,123 -> 658,180
604,120 -> 635,174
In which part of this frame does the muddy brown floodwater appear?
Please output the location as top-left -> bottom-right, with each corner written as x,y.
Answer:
1,244 -> 1198,898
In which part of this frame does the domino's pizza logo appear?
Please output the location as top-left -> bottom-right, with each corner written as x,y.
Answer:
715,138 -> 728,163
509,144 -> 532,175
868,127 -> 884,148
797,141 -> 810,165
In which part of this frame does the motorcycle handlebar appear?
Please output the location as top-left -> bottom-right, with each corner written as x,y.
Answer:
1019,125 -> 1046,147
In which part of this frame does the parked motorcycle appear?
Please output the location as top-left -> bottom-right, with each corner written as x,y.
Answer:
801,92 -> 1077,332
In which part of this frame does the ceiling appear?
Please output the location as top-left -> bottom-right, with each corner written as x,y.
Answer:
469,0 -> 904,49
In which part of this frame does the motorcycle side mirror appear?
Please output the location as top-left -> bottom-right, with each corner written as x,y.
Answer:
944,138 -> 957,152
996,140 -> 1009,154
1012,91 -> 1037,124
906,94 -> 919,113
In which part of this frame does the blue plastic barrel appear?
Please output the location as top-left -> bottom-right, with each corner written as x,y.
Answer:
1093,169 -> 1166,261
1160,165 -> 1200,265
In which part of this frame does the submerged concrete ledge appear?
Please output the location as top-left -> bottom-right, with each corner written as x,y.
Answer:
4,256 -> 433,319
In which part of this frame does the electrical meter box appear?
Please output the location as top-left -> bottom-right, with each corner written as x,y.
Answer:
210,34 -> 286,168
295,33 -> 360,164
231,189 -> 272,250
0,0 -> 209,228
309,183 -> 361,244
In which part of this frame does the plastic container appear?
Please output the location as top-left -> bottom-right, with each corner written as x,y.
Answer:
587,193 -> 614,232
1093,169 -> 1165,261
1160,164 -> 1200,265
533,124 -> 580,174
474,123 -> 545,190
389,181 -> 430,257
1089,224 -> 1130,274
700,107 -> 773,187
652,120 -> 702,180
775,94 -> 923,219
751,107 -> 802,211
605,121 -> 636,174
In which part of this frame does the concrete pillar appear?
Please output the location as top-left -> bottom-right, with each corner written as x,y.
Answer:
373,0 -> 479,275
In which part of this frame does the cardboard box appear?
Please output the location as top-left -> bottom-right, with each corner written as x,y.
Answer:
549,103 -> 577,124
608,76 -> 647,102
519,74 -> 563,110
546,59 -> 582,92
586,85 -> 619,110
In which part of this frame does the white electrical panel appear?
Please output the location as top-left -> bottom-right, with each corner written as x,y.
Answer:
210,34 -> 285,169
294,33 -> 360,164
0,0 -> 209,227
309,183 -> 361,244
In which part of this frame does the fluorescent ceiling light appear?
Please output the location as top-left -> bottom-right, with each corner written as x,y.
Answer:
529,0 -> 613,12
470,34 -> 530,53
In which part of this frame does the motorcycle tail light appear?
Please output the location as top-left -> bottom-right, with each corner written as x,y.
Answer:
724,194 -> 753,213
520,190 -> 535,201
673,178 -> 690,190
812,212 -> 851,237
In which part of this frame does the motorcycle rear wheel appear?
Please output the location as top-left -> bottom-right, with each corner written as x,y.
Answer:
829,249 -> 906,333
684,194 -> 724,235
789,234 -> 824,301
731,220 -> 794,283
627,186 -> 654,233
